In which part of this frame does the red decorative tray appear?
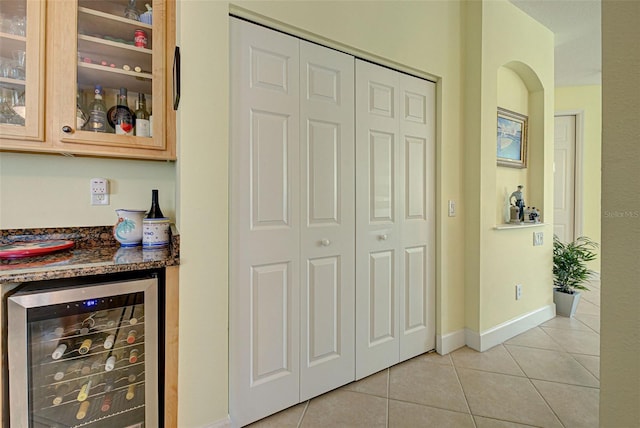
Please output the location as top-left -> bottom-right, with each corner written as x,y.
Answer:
0,240 -> 75,259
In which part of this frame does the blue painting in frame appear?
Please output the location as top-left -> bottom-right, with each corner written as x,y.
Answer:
497,107 -> 528,168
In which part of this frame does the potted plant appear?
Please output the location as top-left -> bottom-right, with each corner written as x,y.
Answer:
553,235 -> 598,317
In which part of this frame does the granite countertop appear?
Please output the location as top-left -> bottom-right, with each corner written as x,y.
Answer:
0,226 -> 179,283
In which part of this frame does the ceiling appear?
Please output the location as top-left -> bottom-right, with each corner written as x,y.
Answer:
510,0 -> 601,87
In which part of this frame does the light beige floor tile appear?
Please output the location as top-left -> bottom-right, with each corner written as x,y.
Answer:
388,399 -> 475,428
505,327 -> 563,350
541,316 -> 592,331
533,379 -> 599,428
457,368 -> 562,427
389,356 -> 469,413
451,345 -> 525,376
575,298 -> 600,316
541,326 -> 600,355
571,354 -> 600,379
574,313 -> 600,333
581,288 -> 600,307
300,389 -> 386,428
419,349 -> 454,366
341,368 -> 388,398
247,402 -> 307,428
506,345 -> 599,387
474,415 -> 541,427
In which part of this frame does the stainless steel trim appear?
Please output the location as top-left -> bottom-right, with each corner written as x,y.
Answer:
7,277 -> 159,427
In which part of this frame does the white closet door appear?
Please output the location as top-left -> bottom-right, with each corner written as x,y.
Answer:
355,60 -> 401,379
229,18 -> 301,427
398,74 -> 436,361
299,41 -> 356,400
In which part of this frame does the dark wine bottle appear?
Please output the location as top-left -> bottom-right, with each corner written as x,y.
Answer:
145,189 -> 164,218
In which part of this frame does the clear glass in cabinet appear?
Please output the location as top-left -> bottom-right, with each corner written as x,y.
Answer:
0,0 -> 45,141
54,0 -> 167,152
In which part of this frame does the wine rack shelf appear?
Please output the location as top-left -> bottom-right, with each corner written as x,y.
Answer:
30,302 -> 148,425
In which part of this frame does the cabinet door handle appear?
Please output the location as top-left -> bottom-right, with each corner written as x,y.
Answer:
62,125 -> 74,134
378,234 -> 388,241
320,239 -> 331,247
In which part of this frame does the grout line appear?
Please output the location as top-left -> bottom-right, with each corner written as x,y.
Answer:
296,400 -> 310,428
450,350 -> 476,426
529,377 -> 568,428
385,368 -> 390,428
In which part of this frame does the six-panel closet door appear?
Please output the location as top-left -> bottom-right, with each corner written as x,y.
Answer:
355,60 -> 436,380
229,18 -> 356,427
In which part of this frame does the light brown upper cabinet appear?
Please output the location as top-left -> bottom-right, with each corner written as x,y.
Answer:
0,0 -> 176,160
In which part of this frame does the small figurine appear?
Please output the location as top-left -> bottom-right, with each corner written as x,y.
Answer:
509,185 -> 525,222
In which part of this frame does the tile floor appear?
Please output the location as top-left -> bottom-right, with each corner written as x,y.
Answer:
248,280 -> 600,428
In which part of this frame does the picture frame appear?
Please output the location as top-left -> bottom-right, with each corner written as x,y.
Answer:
173,46 -> 181,110
496,107 -> 528,168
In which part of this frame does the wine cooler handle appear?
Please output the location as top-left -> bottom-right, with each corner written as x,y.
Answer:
320,239 -> 331,247
62,125 -> 74,134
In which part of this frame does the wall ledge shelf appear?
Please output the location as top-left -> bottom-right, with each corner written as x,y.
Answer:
494,223 -> 546,230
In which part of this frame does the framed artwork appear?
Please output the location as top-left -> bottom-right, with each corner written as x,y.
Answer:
173,46 -> 181,110
497,107 -> 528,168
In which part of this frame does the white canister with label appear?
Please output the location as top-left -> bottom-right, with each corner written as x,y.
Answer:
142,218 -> 170,247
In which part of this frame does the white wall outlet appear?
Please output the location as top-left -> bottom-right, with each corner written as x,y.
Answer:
533,231 -> 544,246
90,178 -> 110,206
515,284 -> 522,300
448,200 -> 456,217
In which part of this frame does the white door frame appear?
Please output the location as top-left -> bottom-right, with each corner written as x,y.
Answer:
555,110 -> 585,239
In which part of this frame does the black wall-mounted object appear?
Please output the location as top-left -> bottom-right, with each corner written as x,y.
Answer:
173,46 -> 180,110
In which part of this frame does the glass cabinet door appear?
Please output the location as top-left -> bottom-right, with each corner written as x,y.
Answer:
0,0 -> 45,141
51,0 -> 167,151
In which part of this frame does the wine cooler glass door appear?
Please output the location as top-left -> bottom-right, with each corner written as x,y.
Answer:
7,277 -> 158,428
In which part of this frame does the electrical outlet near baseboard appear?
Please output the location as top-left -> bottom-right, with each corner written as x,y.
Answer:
515,284 -> 522,300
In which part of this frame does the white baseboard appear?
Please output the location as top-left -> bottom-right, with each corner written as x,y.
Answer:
436,329 -> 466,355
464,304 -> 556,352
203,416 -> 231,428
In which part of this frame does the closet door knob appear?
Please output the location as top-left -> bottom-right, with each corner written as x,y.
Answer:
378,234 -> 388,241
320,239 -> 331,247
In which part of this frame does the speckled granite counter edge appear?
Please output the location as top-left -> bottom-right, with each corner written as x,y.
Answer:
0,225 -> 180,283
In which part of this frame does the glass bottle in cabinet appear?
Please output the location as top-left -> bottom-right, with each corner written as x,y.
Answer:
51,0 -> 169,155
0,0 -> 45,141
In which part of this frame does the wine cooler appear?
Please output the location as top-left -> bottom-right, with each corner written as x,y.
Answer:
7,275 -> 160,427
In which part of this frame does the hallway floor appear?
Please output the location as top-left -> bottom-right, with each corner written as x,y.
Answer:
248,280 -> 601,427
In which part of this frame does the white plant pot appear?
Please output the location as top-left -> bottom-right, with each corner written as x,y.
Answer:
554,289 -> 582,317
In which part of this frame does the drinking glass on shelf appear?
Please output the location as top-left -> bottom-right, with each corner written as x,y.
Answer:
9,15 -> 26,36
11,50 -> 26,81
12,50 -> 25,68
0,87 -> 24,125
0,57 -> 11,78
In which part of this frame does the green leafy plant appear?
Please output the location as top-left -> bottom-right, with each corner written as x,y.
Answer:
553,235 -> 598,294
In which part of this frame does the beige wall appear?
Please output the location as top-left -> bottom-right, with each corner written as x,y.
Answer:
464,0 -> 555,333
0,1 -> 562,426
554,85 -> 602,272
0,152 -> 175,227
600,0 -> 640,425
176,0 -> 467,425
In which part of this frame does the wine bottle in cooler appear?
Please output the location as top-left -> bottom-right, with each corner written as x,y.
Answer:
115,87 -> 134,135
53,360 -> 82,382
51,341 -> 71,360
134,93 -> 150,137
52,380 -> 77,406
86,85 -> 108,132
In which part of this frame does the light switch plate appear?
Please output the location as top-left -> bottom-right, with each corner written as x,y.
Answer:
448,200 -> 456,217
